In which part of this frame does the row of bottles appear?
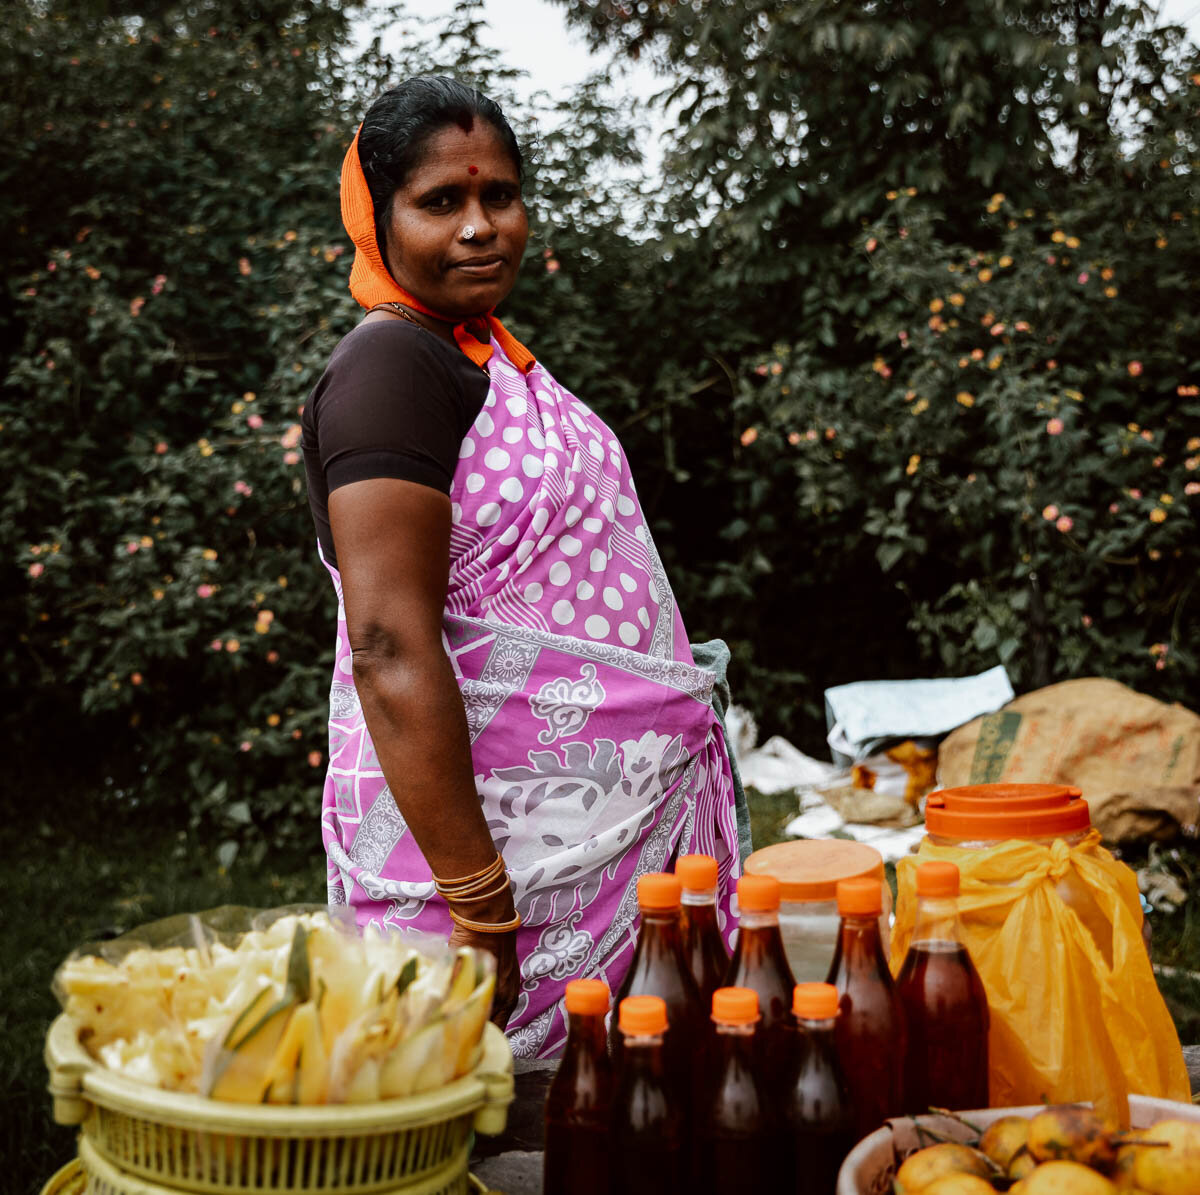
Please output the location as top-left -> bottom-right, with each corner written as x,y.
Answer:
546,978 -> 853,1195
545,854 -> 990,1194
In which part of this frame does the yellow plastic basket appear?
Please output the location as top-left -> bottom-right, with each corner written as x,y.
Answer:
45,1014 -> 514,1195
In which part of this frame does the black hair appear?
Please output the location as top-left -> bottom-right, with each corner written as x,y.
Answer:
358,76 -> 524,252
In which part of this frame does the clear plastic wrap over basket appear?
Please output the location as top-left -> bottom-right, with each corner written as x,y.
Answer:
46,1014 -> 511,1194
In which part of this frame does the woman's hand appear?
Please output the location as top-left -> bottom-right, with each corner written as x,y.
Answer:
448,922 -> 521,1030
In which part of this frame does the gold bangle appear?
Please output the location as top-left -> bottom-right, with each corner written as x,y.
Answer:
432,849 -> 501,887
433,853 -> 504,892
436,861 -> 507,900
448,908 -> 522,934
442,876 -> 512,906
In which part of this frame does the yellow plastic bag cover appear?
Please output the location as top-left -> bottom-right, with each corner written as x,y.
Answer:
889,830 -> 1189,1126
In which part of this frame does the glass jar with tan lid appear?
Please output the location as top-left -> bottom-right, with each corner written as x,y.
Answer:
742,840 -> 891,982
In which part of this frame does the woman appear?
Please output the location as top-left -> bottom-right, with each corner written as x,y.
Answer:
303,76 -> 748,1057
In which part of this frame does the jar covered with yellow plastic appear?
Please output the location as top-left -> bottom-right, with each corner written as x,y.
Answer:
889,781 -> 1189,1125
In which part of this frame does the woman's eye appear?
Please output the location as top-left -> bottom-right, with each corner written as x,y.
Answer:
486,186 -> 517,206
425,195 -> 455,212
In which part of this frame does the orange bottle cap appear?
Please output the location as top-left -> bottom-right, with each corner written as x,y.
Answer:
836,876 -> 883,916
924,782 -> 1089,840
638,872 -> 682,910
711,986 -> 759,1025
916,860 -> 960,897
564,978 -> 610,1016
737,873 -> 781,912
676,853 -> 718,891
744,839 -> 884,901
793,982 -> 840,1020
619,995 -> 668,1036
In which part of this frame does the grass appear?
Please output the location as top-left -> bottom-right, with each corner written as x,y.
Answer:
6,790 -> 1198,1193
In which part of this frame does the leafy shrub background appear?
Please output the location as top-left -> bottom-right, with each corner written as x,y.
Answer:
3,0 -> 1197,860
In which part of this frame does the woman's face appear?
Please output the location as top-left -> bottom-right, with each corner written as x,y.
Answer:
384,120 -> 527,319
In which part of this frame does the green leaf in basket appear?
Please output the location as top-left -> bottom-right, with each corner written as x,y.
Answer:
285,921 -> 311,1003
394,956 -> 418,999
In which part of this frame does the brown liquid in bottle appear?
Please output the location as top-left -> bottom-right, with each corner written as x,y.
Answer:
826,879 -> 906,1141
724,875 -> 796,1096
896,862 -> 989,1114
611,996 -> 684,1195
784,983 -> 856,1195
694,987 -> 771,1193
677,854 -> 730,1009
544,980 -> 613,1195
611,873 -> 704,1095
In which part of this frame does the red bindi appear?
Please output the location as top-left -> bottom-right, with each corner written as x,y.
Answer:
467,165 -> 478,175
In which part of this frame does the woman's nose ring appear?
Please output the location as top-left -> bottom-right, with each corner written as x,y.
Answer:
461,225 -> 476,241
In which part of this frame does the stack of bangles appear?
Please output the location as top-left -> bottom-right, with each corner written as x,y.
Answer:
433,852 -> 522,934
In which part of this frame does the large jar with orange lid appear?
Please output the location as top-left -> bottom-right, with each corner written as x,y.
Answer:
921,782 -> 1112,962
743,840 -> 891,982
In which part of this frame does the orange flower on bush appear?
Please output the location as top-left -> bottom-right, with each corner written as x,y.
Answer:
1042,504 -> 1059,521
1056,515 -> 1073,532
1128,360 -> 1143,377
739,427 -> 758,446
956,391 -> 975,407
1149,508 -> 1167,523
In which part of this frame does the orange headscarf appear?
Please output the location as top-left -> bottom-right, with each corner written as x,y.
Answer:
340,129 -> 535,374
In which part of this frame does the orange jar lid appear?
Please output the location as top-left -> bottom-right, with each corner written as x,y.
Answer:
744,839 -> 884,902
924,782 -> 1089,840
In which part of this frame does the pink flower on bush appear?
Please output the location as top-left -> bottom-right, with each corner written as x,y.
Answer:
1046,254 -> 1057,265
130,672 -> 143,686
865,238 -> 878,252
308,750 -> 323,767
126,541 -> 140,553
151,274 -> 166,295
754,364 -> 769,377
1046,418 -> 1064,436
283,451 -> 300,465
239,741 -> 252,752
210,639 -> 223,651
267,650 -> 280,663
740,427 -> 758,446
1185,482 -> 1200,495
1077,272 -> 1089,284
247,414 -> 263,430
1056,515 -> 1073,533
155,441 -> 168,454
1042,504 -> 1059,521
233,480 -> 252,496
196,583 -> 214,598
129,296 -> 145,316
280,423 -> 302,448
1129,488 -> 1142,499
1128,360 -> 1143,377
1082,615 -> 1093,627
28,562 -> 44,578
1108,502 -> 1120,513
787,432 -> 801,445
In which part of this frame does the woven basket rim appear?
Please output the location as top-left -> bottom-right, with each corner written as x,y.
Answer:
47,1012 -> 513,1135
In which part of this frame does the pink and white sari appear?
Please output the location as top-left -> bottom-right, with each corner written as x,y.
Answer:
319,340 -> 742,1058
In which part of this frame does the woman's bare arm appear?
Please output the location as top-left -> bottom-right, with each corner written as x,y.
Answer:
329,476 -> 519,1024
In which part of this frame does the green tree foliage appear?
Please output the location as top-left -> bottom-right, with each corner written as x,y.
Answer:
2,0 -> 1196,852
552,0 -> 1200,732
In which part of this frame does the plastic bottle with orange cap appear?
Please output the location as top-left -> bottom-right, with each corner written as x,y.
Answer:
610,872 -> 704,1095
723,872 -> 797,1097
676,853 -> 731,1008
543,978 -> 613,1195
783,981 -> 856,1195
611,994 -> 686,1194
691,986 -> 772,1192
895,860 -> 989,1114
825,875 -> 906,1142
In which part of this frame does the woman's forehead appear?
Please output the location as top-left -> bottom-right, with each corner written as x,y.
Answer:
404,123 -> 516,186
